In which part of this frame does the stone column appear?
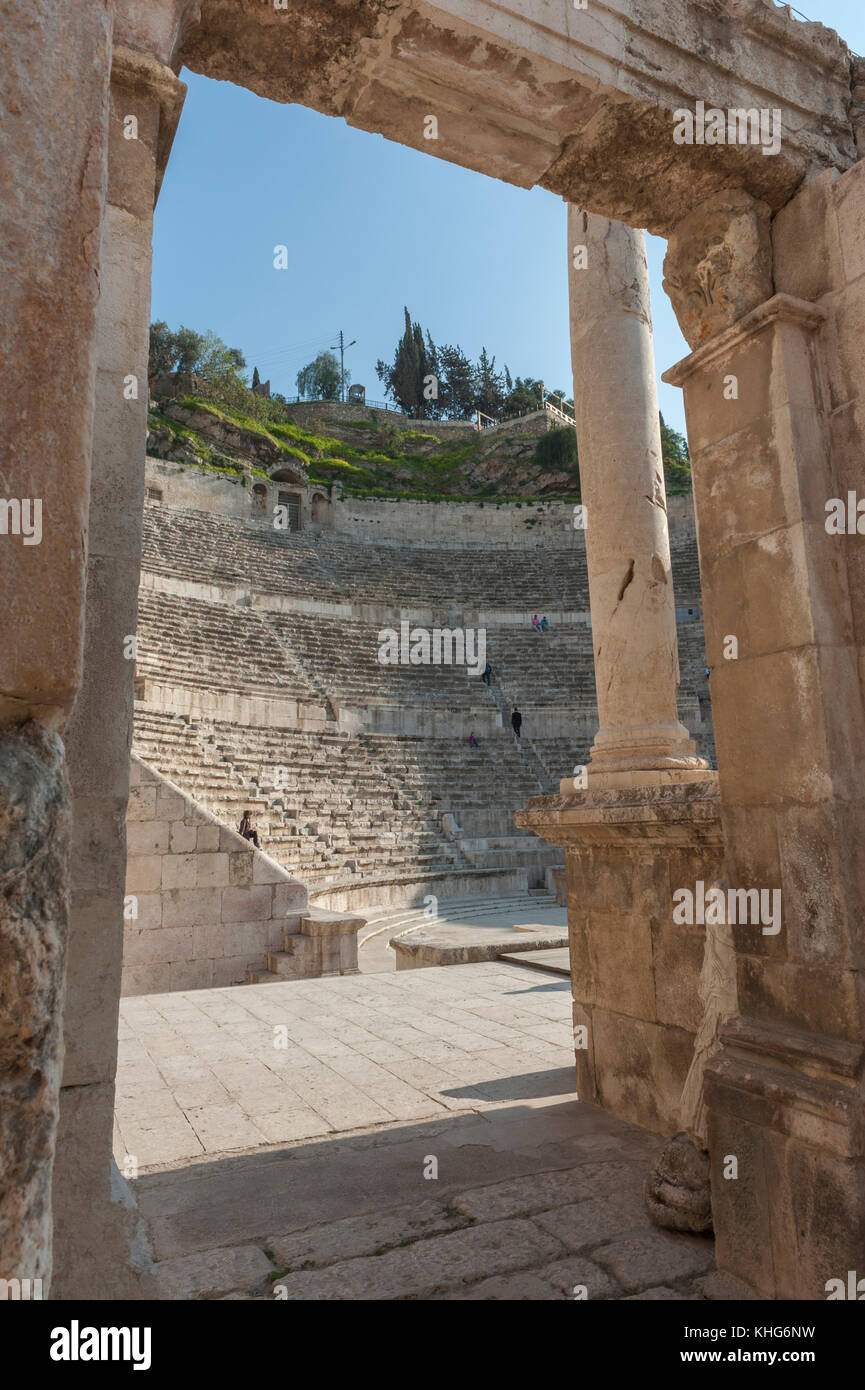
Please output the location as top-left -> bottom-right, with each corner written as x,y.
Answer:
50,30 -> 187,1298
661,182 -> 865,1299
0,0 -> 111,1292
567,206 -> 706,789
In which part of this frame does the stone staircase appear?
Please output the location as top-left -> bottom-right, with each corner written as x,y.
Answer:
247,906 -> 366,983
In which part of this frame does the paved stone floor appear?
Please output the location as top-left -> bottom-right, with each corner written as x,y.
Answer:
117,964 -> 718,1300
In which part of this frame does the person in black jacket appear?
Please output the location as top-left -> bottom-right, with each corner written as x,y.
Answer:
511,706 -> 522,740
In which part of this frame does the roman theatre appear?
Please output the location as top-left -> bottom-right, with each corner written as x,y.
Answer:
3,0 -> 865,1302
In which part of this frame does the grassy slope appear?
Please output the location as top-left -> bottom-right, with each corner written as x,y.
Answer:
148,395 -> 690,502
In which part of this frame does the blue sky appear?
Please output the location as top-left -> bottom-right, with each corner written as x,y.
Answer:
152,0 -> 864,437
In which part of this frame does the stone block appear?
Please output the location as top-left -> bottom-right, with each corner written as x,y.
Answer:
162,888 -> 222,930
220,885 -> 272,924
834,160 -> 865,288
193,922 -> 224,960
169,820 -> 197,854
126,783 -> 157,821
121,963 -> 171,997
194,853 -> 230,888
196,823 -> 220,853
127,819 -> 169,856
252,854 -> 286,884
592,1010 -> 695,1136
128,892 -> 162,931
61,893 -> 123,1089
160,853 -> 198,890
126,854 -> 162,894
212,955 -> 255,988
229,852 -> 253,886
155,786 -> 187,821
272,881 -> 308,915
123,926 -> 194,965
223,921 -> 268,958
169,959 -> 214,994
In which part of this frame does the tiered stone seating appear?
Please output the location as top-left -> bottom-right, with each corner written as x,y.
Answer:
134,498 -> 714,901
671,531 -> 702,607
485,626 -> 597,706
141,504 -> 344,601
136,588 -> 317,698
266,610 -> 492,706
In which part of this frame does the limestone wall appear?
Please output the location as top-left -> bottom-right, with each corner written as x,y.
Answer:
332,497 -> 584,546
123,756 -> 308,995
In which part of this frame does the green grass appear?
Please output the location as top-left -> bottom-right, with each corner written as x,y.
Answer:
151,392 -> 688,502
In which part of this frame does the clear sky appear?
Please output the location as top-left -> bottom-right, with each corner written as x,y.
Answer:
152,0 -> 864,437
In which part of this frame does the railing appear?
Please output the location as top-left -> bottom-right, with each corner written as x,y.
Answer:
282,396 -> 577,430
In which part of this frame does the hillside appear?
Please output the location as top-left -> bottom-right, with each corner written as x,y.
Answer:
146,384 -> 692,502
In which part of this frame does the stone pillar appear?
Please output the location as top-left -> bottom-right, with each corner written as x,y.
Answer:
566,207 -> 706,788
661,179 -> 865,1299
50,34 -> 186,1299
0,0 -> 111,1292
517,212 -> 722,1144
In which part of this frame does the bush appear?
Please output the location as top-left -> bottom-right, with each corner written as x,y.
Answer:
535,425 -> 578,473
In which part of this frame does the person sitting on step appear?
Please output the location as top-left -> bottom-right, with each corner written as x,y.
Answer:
468,731 -> 479,750
540,615 -> 550,631
531,613 -> 541,631
238,810 -> 260,849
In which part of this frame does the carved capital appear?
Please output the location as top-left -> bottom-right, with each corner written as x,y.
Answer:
663,191 -> 773,349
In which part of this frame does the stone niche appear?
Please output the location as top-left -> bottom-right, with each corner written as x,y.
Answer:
517,778 -> 724,1136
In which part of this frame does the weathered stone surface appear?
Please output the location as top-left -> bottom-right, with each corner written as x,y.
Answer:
593,1230 -> 714,1294
181,0 -> 858,235
663,192 -> 774,349
268,1200 -> 463,1270
269,1218 -> 563,1300
155,1243 -> 275,1300
0,723 -> 69,1285
645,1132 -> 713,1235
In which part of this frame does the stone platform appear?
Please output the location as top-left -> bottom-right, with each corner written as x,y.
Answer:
115,964 -> 720,1300
358,895 -> 568,972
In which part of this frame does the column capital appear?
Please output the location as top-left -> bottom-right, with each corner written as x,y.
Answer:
662,191 -> 774,351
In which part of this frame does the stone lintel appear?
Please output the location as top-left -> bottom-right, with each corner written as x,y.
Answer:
663,292 -> 828,387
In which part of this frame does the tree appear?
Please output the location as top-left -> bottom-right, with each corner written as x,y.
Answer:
660,412 -> 692,492
437,343 -> 475,420
296,351 -> 344,401
252,366 -> 261,392
501,375 -> 543,418
473,347 -> 505,419
147,323 -> 245,391
148,321 -> 177,382
376,307 -> 438,418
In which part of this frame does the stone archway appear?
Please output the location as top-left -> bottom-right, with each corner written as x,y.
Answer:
4,0 -> 865,1301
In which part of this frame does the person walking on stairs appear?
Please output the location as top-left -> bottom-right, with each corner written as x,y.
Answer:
468,731 -> 479,750
511,705 -> 523,741
482,660 -> 492,687
239,810 -> 260,849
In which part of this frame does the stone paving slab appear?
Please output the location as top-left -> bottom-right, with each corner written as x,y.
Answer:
122,964 -> 723,1300
115,963 -> 575,1170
